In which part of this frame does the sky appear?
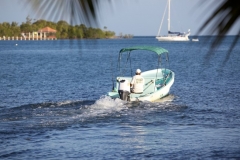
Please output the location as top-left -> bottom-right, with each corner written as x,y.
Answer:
0,0 -> 239,36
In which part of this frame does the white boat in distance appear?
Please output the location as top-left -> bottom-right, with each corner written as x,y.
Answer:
156,0 -> 190,41
192,38 -> 199,42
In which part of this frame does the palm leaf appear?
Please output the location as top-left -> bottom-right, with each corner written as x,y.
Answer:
23,0 -> 105,26
198,0 -> 240,61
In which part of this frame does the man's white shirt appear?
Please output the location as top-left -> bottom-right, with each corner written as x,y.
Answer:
130,75 -> 145,93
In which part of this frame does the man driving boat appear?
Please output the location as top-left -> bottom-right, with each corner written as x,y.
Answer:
130,69 -> 145,94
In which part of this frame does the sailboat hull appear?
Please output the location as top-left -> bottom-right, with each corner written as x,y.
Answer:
156,36 -> 189,41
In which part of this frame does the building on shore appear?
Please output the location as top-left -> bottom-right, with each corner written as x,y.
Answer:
0,26 -> 57,40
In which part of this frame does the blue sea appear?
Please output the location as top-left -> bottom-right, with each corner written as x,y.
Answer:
0,36 -> 240,159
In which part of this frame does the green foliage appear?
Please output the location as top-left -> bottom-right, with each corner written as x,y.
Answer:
0,22 -> 21,37
0,18 -> 115,39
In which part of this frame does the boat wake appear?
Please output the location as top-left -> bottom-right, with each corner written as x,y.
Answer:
0,95 -> 186,133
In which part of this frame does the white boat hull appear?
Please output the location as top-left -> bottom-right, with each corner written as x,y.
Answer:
108,69 -> 175,102
130,75 -> 174,102
192,39 -> 199,42
156,35 -> 189,41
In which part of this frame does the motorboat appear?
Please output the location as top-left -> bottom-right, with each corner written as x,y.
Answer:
107,46 -> 175,102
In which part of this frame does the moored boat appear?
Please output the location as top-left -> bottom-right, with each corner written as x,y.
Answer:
192,38 -> 199,42
156,0 -> 190,41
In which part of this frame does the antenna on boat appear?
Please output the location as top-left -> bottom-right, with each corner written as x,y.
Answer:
121,51 -> 131,77
156,55 -> 162,80
111,50 -> 115,91
129,52 -> 133,77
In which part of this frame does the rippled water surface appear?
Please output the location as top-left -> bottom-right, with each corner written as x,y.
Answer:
0,37 -> 240,159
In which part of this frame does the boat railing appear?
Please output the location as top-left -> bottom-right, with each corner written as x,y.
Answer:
116,76 -> 156,93
155,71 -> 173,88
144,79 -> 156,93
115,74 -> 173,93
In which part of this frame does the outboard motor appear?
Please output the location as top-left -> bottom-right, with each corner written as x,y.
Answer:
118,79 -> 130,101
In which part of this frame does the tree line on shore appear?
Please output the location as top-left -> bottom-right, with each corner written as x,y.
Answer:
0,17 -> 121,39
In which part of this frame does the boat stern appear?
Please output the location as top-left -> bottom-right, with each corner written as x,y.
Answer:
107,91 -> 119,99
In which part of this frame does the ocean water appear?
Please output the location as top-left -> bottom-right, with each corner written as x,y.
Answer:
0,36 -> 240,159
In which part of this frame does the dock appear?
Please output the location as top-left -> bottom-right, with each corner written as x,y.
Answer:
0,26 -> 57,40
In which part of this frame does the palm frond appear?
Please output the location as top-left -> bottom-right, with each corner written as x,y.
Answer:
199,0 -> 240,49
23,0 -> 104,26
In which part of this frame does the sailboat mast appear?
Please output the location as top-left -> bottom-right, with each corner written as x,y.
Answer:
156,0 -> 190,41
168,0 -> 170,32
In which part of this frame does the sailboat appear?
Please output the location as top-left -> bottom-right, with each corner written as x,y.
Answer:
156,0 -> 190,41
